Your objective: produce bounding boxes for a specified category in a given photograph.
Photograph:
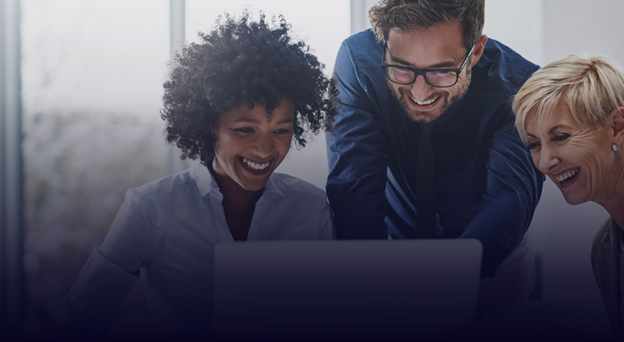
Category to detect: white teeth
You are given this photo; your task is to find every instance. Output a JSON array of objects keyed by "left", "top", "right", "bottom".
[
  {"left": 410, "top": 95, "right": 437, "bottom": 105},
  {"left": 242, "top": 157, "right": 269, "bottom": 170},
  {"left": 555, "top": 168, "right": 579, "bottom": 182}
]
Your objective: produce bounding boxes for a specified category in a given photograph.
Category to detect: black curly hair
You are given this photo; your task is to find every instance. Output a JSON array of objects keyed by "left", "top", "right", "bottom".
[{"left": 160, "top": 11, "right": 337, "bottom": 164}]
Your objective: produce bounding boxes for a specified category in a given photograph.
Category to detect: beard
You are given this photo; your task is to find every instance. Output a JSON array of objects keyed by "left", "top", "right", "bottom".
[{"left": 388, "top": 66, "right": 472, "bottom": 123}]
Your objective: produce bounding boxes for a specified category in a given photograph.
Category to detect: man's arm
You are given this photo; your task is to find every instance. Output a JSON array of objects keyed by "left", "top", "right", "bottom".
[
  {"left": 318, "top": 192, "right": 336, "bottom": 240},
  {"left": 326, "top": 40, "right": 389, "bottom": 239},
  {"left": 460, "top": 120, "right": 544, "bottom": 277}
]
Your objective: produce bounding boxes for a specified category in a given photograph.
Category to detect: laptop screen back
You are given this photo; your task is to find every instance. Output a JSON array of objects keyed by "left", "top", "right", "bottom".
[{"left": 212, "top": 239, "right": 482, "bottom": 340}]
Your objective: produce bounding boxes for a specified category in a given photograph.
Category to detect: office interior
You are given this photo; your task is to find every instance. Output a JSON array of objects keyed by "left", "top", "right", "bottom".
[{"left": 1, "top": 0, "right": 623, "bottom": 339}]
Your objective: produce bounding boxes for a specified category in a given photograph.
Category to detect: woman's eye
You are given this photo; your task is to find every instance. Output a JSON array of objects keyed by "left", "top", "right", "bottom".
[
  {"left": 553, "top": 134, "right": 570, "bottom": 142},
  {"left": 234, "top": 127, "right": 254, "bottom": 133},
  {"left": 528, "top": 142, "right": 540, "bottom": 150},
  {"left": 274, "top": 129, "right": 291, "bottom": 135}
]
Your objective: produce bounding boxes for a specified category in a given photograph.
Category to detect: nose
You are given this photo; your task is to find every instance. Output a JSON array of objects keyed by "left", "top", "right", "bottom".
[
  {"left": 253, "top": 133, "right": 275, "bottom": 158},
  {"left": 410, "top": 74, "right": 433, "bottom": 101},
  {"left": 537, "top": 146, "right": 559, "bottom": 173}
]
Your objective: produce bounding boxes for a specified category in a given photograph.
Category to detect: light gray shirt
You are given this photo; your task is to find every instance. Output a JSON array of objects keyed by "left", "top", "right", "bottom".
[{"left": 58, "top": 160, "right": 333, "bottom": 338}]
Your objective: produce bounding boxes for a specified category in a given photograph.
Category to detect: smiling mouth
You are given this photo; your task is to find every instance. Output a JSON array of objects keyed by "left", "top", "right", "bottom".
[
  {"left": 409, "top": 94, "right": 439, "bottom": 106},
  {"left": 239, "top": 157, "right": 271, "bottom": 171},
  {"left": 555, "top": 167, "right": 580, "bottom": 184}
]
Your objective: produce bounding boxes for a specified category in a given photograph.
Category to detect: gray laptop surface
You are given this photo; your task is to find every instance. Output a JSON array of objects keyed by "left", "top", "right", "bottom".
[{"left": 212, "top": 239, "right": 482, "bottom": 341}]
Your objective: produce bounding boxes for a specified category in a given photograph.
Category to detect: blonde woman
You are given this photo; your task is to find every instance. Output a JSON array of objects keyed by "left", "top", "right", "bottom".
[{"left": 513, "top": 54, "right": 624, "bottom": 339}]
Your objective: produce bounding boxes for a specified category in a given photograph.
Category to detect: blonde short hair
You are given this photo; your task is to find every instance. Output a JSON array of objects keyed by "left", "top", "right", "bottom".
[{"left": 512, "top": 54, "right": 624, "bottom": 142}]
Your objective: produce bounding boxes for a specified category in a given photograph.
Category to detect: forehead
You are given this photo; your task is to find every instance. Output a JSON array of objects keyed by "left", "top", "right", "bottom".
[
  {"left": 219, "top": 100, "right": 295, "bottom": 125},
  {"left": 525, "top": 100, "right": 578, "bottom": 135},
  {"left": 386, "top": 22, "right": 464, "bottom": 69}
]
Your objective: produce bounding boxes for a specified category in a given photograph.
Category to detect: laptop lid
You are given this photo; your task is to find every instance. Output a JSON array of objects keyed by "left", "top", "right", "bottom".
[{"left": 212, "top": 239, "right": 482, "bottom": 340}]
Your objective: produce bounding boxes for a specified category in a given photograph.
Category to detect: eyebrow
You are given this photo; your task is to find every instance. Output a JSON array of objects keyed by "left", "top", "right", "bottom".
[
  {"left": 387, "top": 50, "right": 460, "bottom": 69},
  {"left": 548, "top": 124, "right": 566, "bottom": 135},
  {"left": 233, "top": 117, "right": 260, "bottom": 124},
  {"left": 548, "top": 124, "right": 568, "bottom": 135},
  {"left": 526, "top": 124, "right": 569, "bottom": 138}
]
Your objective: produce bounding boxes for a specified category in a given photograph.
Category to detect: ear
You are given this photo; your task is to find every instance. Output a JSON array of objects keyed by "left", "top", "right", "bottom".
[
  {"left": 470, "top": 34, "right": 488, "bottom": 68},
  {"left": 610, "top": 106, "right": 624, "bottom": 145}
]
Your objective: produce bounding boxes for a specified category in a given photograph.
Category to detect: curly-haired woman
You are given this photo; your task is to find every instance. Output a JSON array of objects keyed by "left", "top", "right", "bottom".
[{"left": 55, "top": 12, "right": 337, "bottom": 340}]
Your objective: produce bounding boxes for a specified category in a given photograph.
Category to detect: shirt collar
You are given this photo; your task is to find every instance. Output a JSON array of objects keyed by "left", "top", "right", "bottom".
[
  {"left": 191, "top": 159, "right": 285, "bottom": 198},
  {"left": 191, "top": 159, "right": 220, "bottom": 198},
  {"left": 263, "top": 174, "right": 285, "bottom": 197}
]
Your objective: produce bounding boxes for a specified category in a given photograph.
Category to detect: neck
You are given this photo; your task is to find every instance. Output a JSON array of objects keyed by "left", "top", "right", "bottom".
[
  {"left": 602, "top": 192, "right": 624, "bottom": 231},
  {"left": 209, "top": 164, "right": 263, "bottom": 206},
  {"left": 208, "top": 162, "right": 263, "bottom": 242}
]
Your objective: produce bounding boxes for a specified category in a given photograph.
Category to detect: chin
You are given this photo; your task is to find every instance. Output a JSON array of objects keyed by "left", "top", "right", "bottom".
[
  {"left": 402, "top": 99, "right": 448, "bottom": 123},
  {"left": 407, "top": 111, "right": 442, "bottom": 123},
  {"left": 239, "top": 182, "right": 267, "bottom": 192},
  {"left": 562, "top": 193, "right": 588, "bottom": 206}
]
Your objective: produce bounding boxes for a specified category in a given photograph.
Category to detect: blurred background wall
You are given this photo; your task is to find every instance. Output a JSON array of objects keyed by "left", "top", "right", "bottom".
[{"left": 1, "top": 0, "right": 623, "bottom": 339}]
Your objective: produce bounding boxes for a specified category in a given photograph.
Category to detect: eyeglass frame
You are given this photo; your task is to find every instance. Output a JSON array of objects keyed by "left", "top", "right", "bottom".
[{"left": 381, "top": 43, "right": 476, "bottom": 88}]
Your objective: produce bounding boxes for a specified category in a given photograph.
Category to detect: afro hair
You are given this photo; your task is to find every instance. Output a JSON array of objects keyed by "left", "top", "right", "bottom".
[{"left": 160, "top": 11, "right": 337, "bottom": 164}]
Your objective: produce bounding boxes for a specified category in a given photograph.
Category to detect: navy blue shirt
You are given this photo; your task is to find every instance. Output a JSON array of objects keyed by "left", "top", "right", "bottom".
[{"left": 326, "top": 30, "right": 544, "bottom": 277}]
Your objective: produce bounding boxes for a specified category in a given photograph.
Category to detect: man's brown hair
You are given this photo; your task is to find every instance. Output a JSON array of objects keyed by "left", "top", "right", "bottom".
[{"left": 369, "top": 0, "right": 485, "bottom": 49}]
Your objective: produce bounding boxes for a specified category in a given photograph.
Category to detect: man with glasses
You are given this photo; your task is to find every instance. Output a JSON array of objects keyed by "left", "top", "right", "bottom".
[{"left": 326, "top": 0, "right": 544, "bottom": 315}]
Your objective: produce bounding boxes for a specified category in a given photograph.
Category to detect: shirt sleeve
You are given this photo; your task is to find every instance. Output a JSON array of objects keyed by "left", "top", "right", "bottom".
[
  {"left": 325, "top": 41, "right": 389, "bottom": 239},
  {"left": 459, "top": 120, "right": 544, "bottom": 277},
  {"left": 318, "top": 193, "right": 336, "bottom": 240},
  {"left": 55, "top": 188, "right": 153, "bottom": 337}
]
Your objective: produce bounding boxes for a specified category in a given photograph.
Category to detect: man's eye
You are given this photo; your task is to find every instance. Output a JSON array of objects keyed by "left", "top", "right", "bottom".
[
  {"left": 391, "top": 67, "right": 413, "bottom": 76},
  {"left": 274, "top": 129, "right": 291, "bottom": 135},
  {"left": 429, "top": 69, "right": 455, "bottom": 76}
]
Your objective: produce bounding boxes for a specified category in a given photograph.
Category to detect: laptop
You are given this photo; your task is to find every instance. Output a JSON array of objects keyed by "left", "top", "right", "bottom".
[{"left": 212, "top": 239, "right": 482, "bottom": 341}]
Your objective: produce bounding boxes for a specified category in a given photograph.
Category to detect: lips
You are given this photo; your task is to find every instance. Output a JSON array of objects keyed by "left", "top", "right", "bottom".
[
  {"left": 241, "top": 157, "right": 269, "bottom": 170},
  {"left": 238, "top": 156, "right": 272, "bottom": 175},
  {"left": 399, "top": 87, "right": 444, "bottom": 112},
  {"left": 553, "top": 167, "right": 580, "bottom": 188},
  {"left": 409, "top": 94, "right": 439, "bottom": 106}
]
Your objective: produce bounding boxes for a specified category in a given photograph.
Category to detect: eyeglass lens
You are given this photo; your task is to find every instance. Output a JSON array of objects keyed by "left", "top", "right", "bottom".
[{"left": 385, "top": 68, "right": 458, "bottom": 87}]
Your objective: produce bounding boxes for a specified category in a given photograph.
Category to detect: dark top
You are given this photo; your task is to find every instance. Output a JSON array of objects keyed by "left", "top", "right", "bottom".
[{"left": 326, "top": 30, "right": 544, "bottom": 277}]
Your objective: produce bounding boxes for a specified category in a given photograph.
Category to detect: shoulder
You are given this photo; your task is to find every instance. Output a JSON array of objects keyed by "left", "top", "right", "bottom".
[
  {"left": 592, "top": 217, "right": 615, "bottom": 249},
  {"left": 591, "top": 217, "right": 616, "bottom": 269},
  {"left": 341, "top": 29, "right": 380, "bottom": 56},
  {"left": 128, "top": 168, "right": 196, "bottom": 202},
  {"left": 334, "top": 30, "right": 389, "bottom": 110},
  {"left": 337, "top": 29, "right": 383, "bottom": 72},
  {"left": 473, "top": 38, "right": 540, "bottom": 95},
  {"left": 267, "top": 173, "right": 328, "bottom": 202}
]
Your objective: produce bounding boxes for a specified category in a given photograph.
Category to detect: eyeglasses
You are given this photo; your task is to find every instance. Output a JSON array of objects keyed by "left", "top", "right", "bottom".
[{"left": 382, "top": 44, "right": 475, "bottom": 88}]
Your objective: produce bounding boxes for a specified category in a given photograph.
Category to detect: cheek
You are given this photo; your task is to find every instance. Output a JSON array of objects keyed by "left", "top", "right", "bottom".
[
  {"left": 530, "top": 152, "right": 540, "bottom": 170},
  {"left": 590, "top": 150, "right": 612, "bottom": 174},
  {"left": 278, "top": 135, "right": 293, "bottom": 156},
  {"left": 214, "top": 133, "right": 239, "bottom": 160},
  {"left": 568, "top": 142, "right": 601, "bottom": 166},
  {"left": 391, "top": 84, "right": 405, "bottom": 97}
]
